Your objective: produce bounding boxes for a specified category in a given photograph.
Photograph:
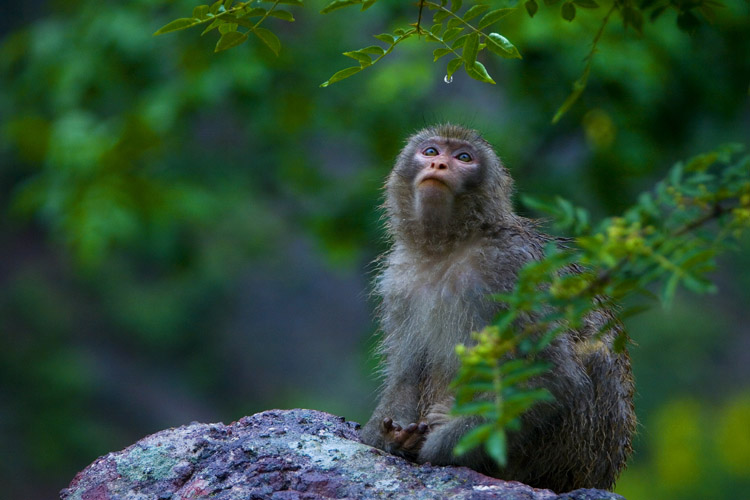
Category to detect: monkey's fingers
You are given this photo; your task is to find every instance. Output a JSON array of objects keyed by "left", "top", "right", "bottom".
[{"left": 382, "top": 417, "right": 395, "bottom": 432}]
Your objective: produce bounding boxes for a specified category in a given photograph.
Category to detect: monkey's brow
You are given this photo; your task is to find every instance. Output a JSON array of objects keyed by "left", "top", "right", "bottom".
[{"left": 420, "top": 137, "right": 475, "bottom": 151}]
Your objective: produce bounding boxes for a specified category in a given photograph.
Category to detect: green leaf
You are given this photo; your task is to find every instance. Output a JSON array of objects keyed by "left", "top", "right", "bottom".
[
  {"left": 219, "top": 22, "right": 238, "bottom": 34},
  {"left": 433, "top": 48, "right": 453, "bottom": 61},
  {"left": 343, "top": 50, "right": 373, "bottom": 67},
  {"left": 463, "top": 4, "right": 490, "bottom": 20},
  {"left": 486, "top": 33, "right": 522, "bottom": 59},
  {"left": 451, "top": 33, "right": 469, "bottom": 49},
  {"left": 650, "top": 5, "right": 668, "bottom": 20},
  {"left": 374, "top": 33, "right": 396, "bottom": 45},
  {"left": 573, "top": 0, "right": 599, "bottom": 8},
  {"left": 320, "top": 66, "right": 363, "bottom": 87},
  {"left": 447, "top": 17, "right": 463, "bottom": 29},
  {"left": 450, "top": 0, "right": 463, "bottom": 12},
  {"left": 562, "top": 2, "right": 576, "bottom": 21},
  {"left": 447, "top": 57, "right": 463, "bottom": 77},
  {"left": 478, "top": 8, "right": 515, "bottom": 29},
  {"left": 241, "top": 7, "right": 267, "bottom": 18},
  {"left": 433, "top": 9, "right": 450, "bottom": 23},
  {"left": 502, "top": 388, "right": 554, "bottom": 413},
  {"left": 443, "top": 27, "right": 464, "bottom": 41},
  {"left": 359, "top": 45, "right": 386, "bottom": 56},
  {"left": 502, "top": 362, "right": 552, "bottom": 386},
  {"left": 463, "top": 33, "right": 479, "bottom": 65},
  {"left": 466, "top": 61, "right": 496, "bottom": 84},
  {"left": 215, "top": 30, "right": 248, "bottom": 52},
  {"left": 677, "top": 10, "right": 701, "bottom": 32},
  {"left": 193, "top": 5, "right": 210, "bottom": 19},
  {"left": 269, "top": 9, "right": 295, "bottom": 21},
  {"left": 201, "top": 18, "right": 224, "bottom": 36},
  {"left": 362, "top": 0, "right": 378, "bottom": 10},
  {"left": 453, "top": 401, "right": 497, "bottom": 416},
  {"left": 525, "top": 0, "right": 538, "bottom": 17},
  {"left": 253, "top": 27, "right": 281, "bottom": 55},
  {"left": 552, "top": 66, "right": 590, "bottom": 123},
  {"left": 486, "top": 429, "right": 508, "bottom": 467},
  {"left": 210, "top": 0, "right": 223, "bottom": 14},
  {"left": 154, "top": 18, "right": 200, "bottom": 36},
  {"left": 661, "top": 272, "right": 680, "bottom": 306},
  {"left": 320, "top": 0, "right": 364, "bottom": 14},
  {"left": 454, "top": 423, "right": 493, "bottom": 456},
  {"left": 623, "top": 6, "right": 644, "bottom": 33}
]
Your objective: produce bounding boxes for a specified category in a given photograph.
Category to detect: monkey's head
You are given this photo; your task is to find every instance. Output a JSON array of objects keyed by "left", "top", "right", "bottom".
[{"left": 385, "top": 124, "right": 514, "bottom": 251}]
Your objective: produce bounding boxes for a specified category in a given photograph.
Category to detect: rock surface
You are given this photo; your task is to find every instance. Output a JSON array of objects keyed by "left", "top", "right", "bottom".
[{"left": 61, "top": 409, "right": 625, "bottom": 500}]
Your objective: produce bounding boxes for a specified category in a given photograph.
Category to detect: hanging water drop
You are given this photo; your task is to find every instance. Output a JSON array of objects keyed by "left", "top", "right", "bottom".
[{"left": 444, "top": 74, "right": 453, "bottom": 84}]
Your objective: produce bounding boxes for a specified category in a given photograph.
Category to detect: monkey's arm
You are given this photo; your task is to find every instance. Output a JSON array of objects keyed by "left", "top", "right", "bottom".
[{"left": 360, "top": 374, "right": 425, "bottom": 458}]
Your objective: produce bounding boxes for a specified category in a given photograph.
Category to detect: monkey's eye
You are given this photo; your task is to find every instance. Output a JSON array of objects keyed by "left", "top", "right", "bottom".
[
  {"left": 456, "top": 152, "right": 473, "bottom": 162},
  {"left": 423, "top": 147, "right": 439, "bottom": 156}
]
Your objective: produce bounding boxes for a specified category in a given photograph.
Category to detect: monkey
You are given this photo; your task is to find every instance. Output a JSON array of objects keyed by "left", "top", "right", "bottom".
[{"left": 360, "top": 124, "right": 636, "bottom": 493}]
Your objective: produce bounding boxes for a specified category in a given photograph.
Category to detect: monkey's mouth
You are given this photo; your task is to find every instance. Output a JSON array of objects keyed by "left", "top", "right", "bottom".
[{"left": 418, "top": 178, "right": 450, "bottom": 190}]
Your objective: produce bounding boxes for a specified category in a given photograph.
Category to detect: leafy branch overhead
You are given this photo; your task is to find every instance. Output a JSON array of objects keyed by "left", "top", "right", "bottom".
[
  {"left": 452, "top": 145, "right": 750, "bottom": 465},
  {"left": 321, "top": 1, "right": 522, "bottom": 87},
  {"left": 153, "top": 0, "right": 302, "bottom": 54},
  {"left": 155, "top": 0, "right": 724, "bottom": 120}
]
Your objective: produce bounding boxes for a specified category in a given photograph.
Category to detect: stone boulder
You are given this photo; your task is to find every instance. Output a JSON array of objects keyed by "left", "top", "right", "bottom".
[{"left": 60, "top": 409, "right": 625, "bottom": 500}]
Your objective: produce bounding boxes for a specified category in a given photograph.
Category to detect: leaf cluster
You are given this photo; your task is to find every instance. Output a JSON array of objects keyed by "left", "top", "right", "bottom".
[
  {"left": 154, "top": 0, "right": 728, "bottom": 120},
  {"left": 453, "top": 145, "right": 750, "bottom": 466},
  {"left": 154, "top": 0, "right": 302, "bottom": 54}
]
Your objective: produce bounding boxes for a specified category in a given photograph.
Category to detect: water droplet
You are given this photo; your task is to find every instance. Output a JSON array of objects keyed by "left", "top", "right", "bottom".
[{"left": 444, "top": 74, "right": 453, "bottom": 84}]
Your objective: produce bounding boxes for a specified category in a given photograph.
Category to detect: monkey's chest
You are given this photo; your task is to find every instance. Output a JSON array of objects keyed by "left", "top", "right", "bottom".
[{"left": 379, "top": 255, "right": 498, "bottom": 370}]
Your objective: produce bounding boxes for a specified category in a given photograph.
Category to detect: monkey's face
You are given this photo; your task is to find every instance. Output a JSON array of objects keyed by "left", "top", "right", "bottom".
[{"left": 406, "top": 138, "right": 484, "bottom": 225}]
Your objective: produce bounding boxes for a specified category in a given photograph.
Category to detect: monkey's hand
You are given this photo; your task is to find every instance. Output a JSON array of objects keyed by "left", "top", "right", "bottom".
[{"left": 381, "top": 417, "right": 429, "bottom": 459}]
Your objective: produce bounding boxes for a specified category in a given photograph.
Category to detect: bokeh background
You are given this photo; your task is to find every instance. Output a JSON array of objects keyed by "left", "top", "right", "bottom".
[{"left": 1, "top": 1, "right": 749, "bottom": 498}]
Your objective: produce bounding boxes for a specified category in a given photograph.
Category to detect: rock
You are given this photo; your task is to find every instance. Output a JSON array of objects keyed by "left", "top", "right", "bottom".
[{"left": 60, "top": 409, "right": 625, "bottom": 500}]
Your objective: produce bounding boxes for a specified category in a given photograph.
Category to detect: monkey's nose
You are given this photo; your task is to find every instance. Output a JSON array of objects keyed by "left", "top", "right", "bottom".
[{"left": 431, "top": 162, "right": 448, "bottom": 170}]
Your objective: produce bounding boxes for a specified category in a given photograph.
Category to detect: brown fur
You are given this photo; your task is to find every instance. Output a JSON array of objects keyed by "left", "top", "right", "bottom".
[{"left": 360, "top": 124, "right": 635, "bottom": 492}]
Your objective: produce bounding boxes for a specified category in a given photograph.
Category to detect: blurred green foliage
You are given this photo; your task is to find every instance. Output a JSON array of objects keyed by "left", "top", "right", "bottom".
[{"left": 0, "top": 0, "right": 749, "bottom": 499}]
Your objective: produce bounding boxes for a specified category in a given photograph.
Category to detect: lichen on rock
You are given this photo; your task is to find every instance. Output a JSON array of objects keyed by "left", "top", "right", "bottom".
[{"left": 61, "top": 409, "right": 626, "bottom": 499}]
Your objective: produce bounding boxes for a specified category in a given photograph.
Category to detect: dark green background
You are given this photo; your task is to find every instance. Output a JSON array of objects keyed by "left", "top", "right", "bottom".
[{"left": 1, "top": 1, "right": 749, "bottom": 498}]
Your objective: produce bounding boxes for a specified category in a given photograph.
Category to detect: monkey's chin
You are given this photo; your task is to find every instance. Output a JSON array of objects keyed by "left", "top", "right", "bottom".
[{"left": 415, "top": 181, "right": 454, "bottom": 227}]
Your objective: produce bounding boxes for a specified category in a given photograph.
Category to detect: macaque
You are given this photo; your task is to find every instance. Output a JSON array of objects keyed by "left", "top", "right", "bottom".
[{"left": 360, "top": 124, "right": 635, "bottom": 493}]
